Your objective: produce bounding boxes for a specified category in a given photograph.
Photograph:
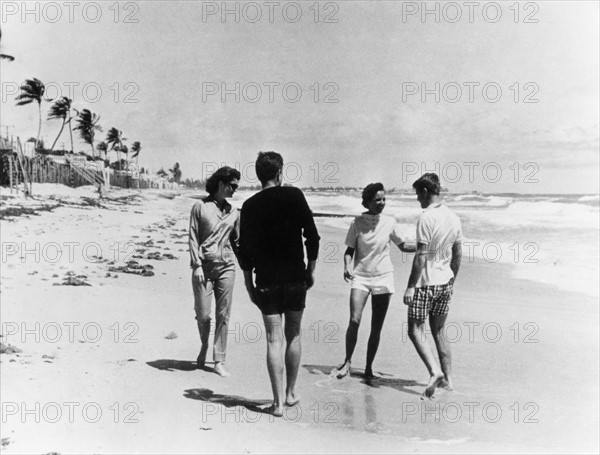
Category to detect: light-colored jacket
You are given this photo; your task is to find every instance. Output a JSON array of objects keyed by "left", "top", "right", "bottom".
[{"left": 189, "top": 197, "right": 239, "bottom": 268}]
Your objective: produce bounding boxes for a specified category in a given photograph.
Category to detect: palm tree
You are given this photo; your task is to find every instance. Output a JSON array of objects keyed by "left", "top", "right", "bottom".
[
  {"left": 130, "top": 141, "right": 141, "bottom": 168},
  {"left": 120, "top": 144, "right": 129, "bottom": 172},
  {"left": 105, "top": 127, "right": 127, "bottom": 170},
  {"left": 47, "top": 97, "right": 73, "bottom": 151},
  {"left": 74, "top": 109, "right": 102, "bottom": 156},
  {"left": 96, "top": 141, "right": 108, "bottom": 161},
  {"left": 66, "top": 106, "right": 75, "bottom": 153},
  {"left": 15, "top": 78, "right": 45, "bottom": 150},
  {"left": 169, "top": 162, "right": 182, "bottom": 183},
  {"left": 0, "top": 28, "right": 14, "bottom": 61}
]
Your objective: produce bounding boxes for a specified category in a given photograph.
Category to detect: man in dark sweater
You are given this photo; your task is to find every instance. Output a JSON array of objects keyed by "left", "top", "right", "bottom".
[{"left": 239, "top": 151, "right": 320, "bottom": 417}]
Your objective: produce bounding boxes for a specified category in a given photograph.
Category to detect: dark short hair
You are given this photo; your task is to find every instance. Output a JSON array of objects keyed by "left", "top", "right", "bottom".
[
  {"left": 205, "top": 166, "right": 241, "bottom": 195},
  {"left": 361, "top": 182, "right": 385, "bottom": 209},
  {"left": 412, "top": 173, "right": 441, "bottom": 195},
  {"left": 255, "top": 151, "right": 283, "bottom": 184}
]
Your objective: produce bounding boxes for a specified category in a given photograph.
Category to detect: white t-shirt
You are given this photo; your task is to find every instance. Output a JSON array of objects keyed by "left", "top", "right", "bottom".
[
  {"left": 416, "top": 202, "right": 462, "bottom": 286},
  {"left": 345, "top": 214, "right": 404, "bottom": 277}
]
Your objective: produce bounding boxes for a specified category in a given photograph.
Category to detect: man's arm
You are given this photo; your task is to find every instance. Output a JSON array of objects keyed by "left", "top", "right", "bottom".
[
  {"left": 299, "top": 192, "right": 320, "bottom": 262},
  {"left": 239, "top": 203, "right": 257, "bottom": 303},
  {"left": 305, "top": 260, "right": 317, "bottom": 289},
  {"left": 403, "top": 242, "right": 427, "bottom": 305},
  {"left": 237, "top": 204, "right": 253, "bottom": 273},
  {"left": 230, "top": 209, "right": 240, "bottom": 260},
  {"left": 298, "top": 190, "right": 320, "bottom": 287},
  {"left": 450, "top": 240, "right": 462, "bottom": 284},
  {"left": 243, "top": 269, "right": 256, "bottom": 303}
]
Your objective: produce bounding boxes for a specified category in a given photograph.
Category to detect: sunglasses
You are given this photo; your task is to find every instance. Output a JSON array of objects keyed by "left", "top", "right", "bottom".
[{"left": 228, "top": 182, "right": 239, "bottom": 191}]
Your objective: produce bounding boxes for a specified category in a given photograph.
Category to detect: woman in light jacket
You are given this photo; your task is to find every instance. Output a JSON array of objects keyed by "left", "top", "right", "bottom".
[{"left": 189, "top": 166, "right": 240, "bottom": 377}]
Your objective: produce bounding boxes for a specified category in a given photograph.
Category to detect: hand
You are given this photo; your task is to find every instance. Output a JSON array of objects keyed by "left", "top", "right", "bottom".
[
  {"left": 192, "top": 266, "right": 205, "bottom": 285},
  {"left": 305, "top": 270, "right": 315, "bottom": 290},
  {"left": 403, "top": 287, "right": 415, "bottom": 306},
  {"left": 244, "top": 280, "right": 256, "bottom": 304},
  {"left": 343, "top": 268, "right": 354, "bottom": 282}
]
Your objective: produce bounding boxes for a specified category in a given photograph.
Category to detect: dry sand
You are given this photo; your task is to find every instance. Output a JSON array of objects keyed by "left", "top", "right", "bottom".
[{"left": 1, "top": 184, "right": 598, "bottom": 454}]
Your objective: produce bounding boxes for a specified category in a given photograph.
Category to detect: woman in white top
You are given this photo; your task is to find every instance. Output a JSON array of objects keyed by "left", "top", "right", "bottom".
[{"left": 334, "top": 183, "right": 415, "bottom": 379}]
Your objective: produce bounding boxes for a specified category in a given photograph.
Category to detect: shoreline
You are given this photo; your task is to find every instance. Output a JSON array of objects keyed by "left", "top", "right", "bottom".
[{"left": 0, "top": 185, "right": 598, "bottom": 453}]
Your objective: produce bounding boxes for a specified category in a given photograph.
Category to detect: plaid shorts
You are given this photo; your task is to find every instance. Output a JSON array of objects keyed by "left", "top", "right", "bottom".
[{"left": 408, "top": 282, "right": 453, "bottom": 321}]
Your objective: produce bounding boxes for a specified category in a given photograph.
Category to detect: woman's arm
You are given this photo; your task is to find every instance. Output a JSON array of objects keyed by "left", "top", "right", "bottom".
[
  {"left": 396, "top": 241, "right": 417, "bottom": 253},
  {"left": 403, "top": 242, "right": 427, "bottom": 305}
]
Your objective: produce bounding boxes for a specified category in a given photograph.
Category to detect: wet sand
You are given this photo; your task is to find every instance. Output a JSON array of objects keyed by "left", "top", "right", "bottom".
[{"left": 1, "top": 185, "right": 598, "bottom": 453}]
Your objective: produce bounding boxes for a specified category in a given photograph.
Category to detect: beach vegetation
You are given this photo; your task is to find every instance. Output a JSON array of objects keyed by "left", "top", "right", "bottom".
[
  {"left": 47, "top": 97, "right": 74, "bottom": 152},
  {"left": 96, "top": 141, "right": 108, "bottom": 160},
  {"left": 130, "top": 141, "right": 142, "bottom": 167},
  {"left": 169, "top": 162, "right": 182, "bottom": 183},
  {"left": 182, "top": 178, "right": 207, "bottom": 189},
  {"left": 105, "top": 127, "right": 127, "bottom": 170},
  {"left": 120, "top": 144, "right": 129, "bottom": 171},
  {"left": 15, "top": 78, "right": 46, "bottom": 150},
  {"left": 0, "top": 28, "right": 14, "bottom": 62},
  {"left": 74, "top": 109, "right": 102, "bottom": 157},
  {"left": 109, "top": 158, "right": 128, "bottom": 170}
]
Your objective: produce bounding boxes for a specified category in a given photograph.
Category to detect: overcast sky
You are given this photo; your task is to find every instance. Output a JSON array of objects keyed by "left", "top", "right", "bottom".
[{"left": 1, "top": 1, "right": 598, "bottom": 193}]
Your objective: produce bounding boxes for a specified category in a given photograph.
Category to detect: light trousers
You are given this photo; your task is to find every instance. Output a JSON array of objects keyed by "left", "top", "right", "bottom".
[{"left": 192, "top": 262, "right": 235, "bottom": 363}]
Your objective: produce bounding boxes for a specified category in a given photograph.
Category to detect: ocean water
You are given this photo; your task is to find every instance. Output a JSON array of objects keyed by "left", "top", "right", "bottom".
[{"left": 225, "top": 190, "right": 599, "bottom": 298}]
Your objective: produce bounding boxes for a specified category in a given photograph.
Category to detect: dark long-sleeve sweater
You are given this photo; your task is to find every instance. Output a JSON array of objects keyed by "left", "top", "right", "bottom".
[{"left": 239, "top": 186, "right": 320, "bottom": 286}]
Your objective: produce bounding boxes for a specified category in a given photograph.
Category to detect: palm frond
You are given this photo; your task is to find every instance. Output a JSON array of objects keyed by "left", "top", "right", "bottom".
[
  {"left": 15, "top": 78, "right": 45, "bottom": 105},
  {"left": 47, "top": 97, "right": 72, "bottom": 120}
]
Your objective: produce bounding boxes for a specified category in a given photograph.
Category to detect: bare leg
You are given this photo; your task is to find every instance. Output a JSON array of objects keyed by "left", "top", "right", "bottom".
[
  {"left": 263, "top": 313, "right": 284, "bottom": 417},
  {"left": 365, "top": 293, "right": 391, "bottom": 378},
  {"left": 284, "top": 310, "right": 303, "bottom": 405},
  {"left": 408, "top": 317, "right": 444, "bottom": 398},
  {"left": 430, "top": 313, "right": 453, "bottom": 391},
  {"left": 337, "top": 289, "right": 370, "bottom": 378}
]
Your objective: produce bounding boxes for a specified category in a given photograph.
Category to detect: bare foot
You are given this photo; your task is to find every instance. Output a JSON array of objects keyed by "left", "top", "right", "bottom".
[
  {"left": 363, "top": 368, "right": 379, "bottom": 380},
  {"left": 285, "top": 394, "right": 301, "bottom": 406},
  {"left": 214, "top": 362, "right": 231, "bottom": 377},
  {"left": 334, "top": 361, "right": 351, "bottom": 379},
  {"left": 424, "top": 372, "right": 445, "bottom": 398},
  {"left": 437, "top": 378, "right": 454, "bottom": 391},
  {"left": 265, "top": 404, "right": 283, "bottom": 417}
]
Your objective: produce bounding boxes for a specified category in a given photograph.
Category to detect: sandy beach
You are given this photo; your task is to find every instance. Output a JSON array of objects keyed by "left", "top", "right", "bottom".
[{"left": 1, "top": 184, "right": 598, "bottom": 454}]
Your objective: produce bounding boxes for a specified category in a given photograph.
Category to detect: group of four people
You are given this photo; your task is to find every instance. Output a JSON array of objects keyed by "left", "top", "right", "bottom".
[{"left": 189, "top": 151, "right": 462, "bottom": 416}]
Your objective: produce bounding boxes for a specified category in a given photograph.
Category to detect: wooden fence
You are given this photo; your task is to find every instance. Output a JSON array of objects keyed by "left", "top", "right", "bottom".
[{"left": 0, "top": 151, "right": 169, "bottom": 191}]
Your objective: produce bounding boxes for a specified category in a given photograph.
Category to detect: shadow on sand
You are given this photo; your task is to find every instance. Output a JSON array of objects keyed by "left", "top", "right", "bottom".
[
  {"left": 183, "top": 388, "right": 272, "bottom": 413},
  {"left": 147, "top": 359, "right": 227, "bottom": 375},
  {"left": 302, "top": 364, "right": 425, "bottom": 396},
  {"left": 146, "top": 359, "right": 199, "bottom": 372}
]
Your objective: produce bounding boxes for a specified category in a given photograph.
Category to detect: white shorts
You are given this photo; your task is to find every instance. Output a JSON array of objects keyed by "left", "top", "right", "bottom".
[{"left": 351, "top": 272, "right": 395, "bottom": 295}]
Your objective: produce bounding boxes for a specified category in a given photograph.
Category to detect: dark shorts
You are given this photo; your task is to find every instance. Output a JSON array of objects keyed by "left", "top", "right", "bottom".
[
  {"left": 255, "top": 282, "right": 307, "bottom": 315},
  {"left": 408, "top": 282, "right": 453, "bottom": 322}
]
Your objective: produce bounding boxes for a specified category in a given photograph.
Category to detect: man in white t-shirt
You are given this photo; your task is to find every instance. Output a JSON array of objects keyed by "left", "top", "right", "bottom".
[{"left": 404, "top": 173, "right": 462, "bottom": 398}]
